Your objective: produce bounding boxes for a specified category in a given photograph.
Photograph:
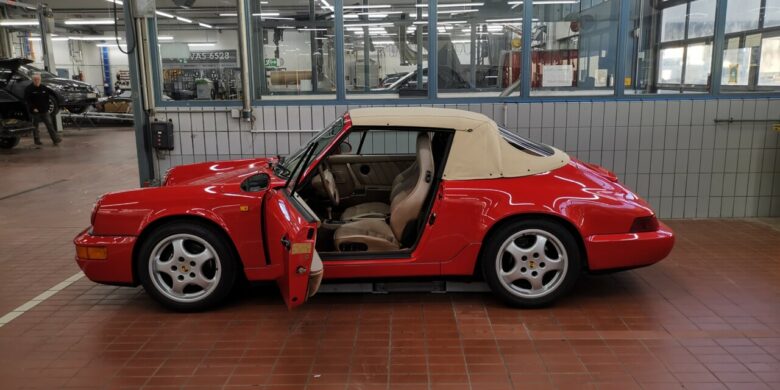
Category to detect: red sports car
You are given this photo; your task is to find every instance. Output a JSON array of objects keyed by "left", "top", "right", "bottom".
[{"left": 74, "top": 107, "right": 674, "bottom": 311}]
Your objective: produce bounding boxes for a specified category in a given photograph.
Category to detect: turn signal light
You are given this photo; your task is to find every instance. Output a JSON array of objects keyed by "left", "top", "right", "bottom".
[
  {"left": 76, "top": 245, "right": 107, "bottom": 260},
  {"left": 629, "top": 216, "right": 659, "bottom": 233}
]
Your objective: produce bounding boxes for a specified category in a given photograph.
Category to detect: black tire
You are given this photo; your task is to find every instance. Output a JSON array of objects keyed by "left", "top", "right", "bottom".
[
  {"left": 0, "top": 137, "right": 20, "bottom": 149},
  {"left": 136, "top": 221, "right": 238, "bottom": 311},
  {"left": 481, "top": 218, "right": 581, "bottom": 308},
  {"left": 48, "top": 94, "right": 59, "bottom": 115}
]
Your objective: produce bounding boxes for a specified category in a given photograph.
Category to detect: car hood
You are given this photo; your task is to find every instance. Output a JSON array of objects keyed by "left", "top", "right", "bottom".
[
  {"left": 45, "top": 77, "right": 94, "bottom": 91},
  {"left": 163, "top": 158, "right": 286, "bottom": 187}
]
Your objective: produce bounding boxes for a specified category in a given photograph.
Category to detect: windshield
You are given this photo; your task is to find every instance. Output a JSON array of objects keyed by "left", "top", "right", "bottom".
[
  {"left": 498, "top": 126, "right": 555, "bottom": 156},
  {"left": 19, "top": 65, "right": 55, "bottom": 79},
  {"left": 274, "top": 117, "right": 344, "bottom": 180}
]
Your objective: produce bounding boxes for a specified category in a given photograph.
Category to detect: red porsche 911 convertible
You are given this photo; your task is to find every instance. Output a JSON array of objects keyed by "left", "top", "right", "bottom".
[{"left": 74, "top": 107, "right": 674, "bottom": 311}]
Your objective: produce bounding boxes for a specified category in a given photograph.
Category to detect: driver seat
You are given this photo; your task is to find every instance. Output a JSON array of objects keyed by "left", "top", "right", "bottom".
[{"left": 333, "top": 133, "right": 434, "bottom": 251}]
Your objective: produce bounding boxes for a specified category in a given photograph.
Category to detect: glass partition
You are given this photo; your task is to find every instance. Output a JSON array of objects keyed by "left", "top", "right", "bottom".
[
  {"left": 435, "top": 1, "right": 523, "bottom": 97},
  {"left": 154, "top": 1, "right": 241, "bottom": 101},
  {"left": 530, "top": 0, "right": 619, "bottom": 96},
  {"left": 250, "top": 0, "right": 337, "bottom": 99},
  {"left": 625, "top": 0, "right": 715, "bottom": 94},
  {"left": 720, "top": 0, "right": 780, "bottom": 91},
  {"left": 343, "top": 0, "right": 429, "bottom": 99}
]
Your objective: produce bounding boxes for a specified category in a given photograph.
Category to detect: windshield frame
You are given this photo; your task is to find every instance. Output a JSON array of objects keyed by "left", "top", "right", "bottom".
[{"left": 273, "top": 116, "right": 346, "bottom": 182}]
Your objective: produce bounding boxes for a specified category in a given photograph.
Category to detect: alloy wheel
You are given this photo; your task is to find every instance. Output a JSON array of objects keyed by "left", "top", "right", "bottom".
[
  {"left": 148, "top": 233, "right": 222, "bottom": 303},
  {"left": 495, "top": 229, "right": 568, "bottom": 299}
]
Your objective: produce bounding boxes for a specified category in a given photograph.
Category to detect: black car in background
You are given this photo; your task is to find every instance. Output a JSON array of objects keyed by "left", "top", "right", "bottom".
[
  {"left": 0, "top": 89, "right": 34, "bottom": 149},
  {"left": 0, "top": 58, "right": 99, "bottom": 114}
]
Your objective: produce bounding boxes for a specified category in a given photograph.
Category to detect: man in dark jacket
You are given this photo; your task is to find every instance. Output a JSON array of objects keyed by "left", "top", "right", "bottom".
[{"left": 24, "top": 72, "right": 61, "bottom": 146}]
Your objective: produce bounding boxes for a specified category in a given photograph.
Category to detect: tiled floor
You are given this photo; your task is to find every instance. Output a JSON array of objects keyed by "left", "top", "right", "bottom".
[{"left": 0, "top": 128, "right": 779, "bottom": 390}]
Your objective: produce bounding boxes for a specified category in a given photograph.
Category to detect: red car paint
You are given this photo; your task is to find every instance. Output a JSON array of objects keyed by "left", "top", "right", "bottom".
[{"left": 74, "top": 113, "right": 674, "bottom": 308}]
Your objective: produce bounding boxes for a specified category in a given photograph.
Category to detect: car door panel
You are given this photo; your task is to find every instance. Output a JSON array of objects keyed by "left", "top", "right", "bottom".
[
  {"left": 263, "top": 188, "right": 321, "bottom": 308},
  {"left": 328, "top": 154, "right": 414, "bottom": 190}
]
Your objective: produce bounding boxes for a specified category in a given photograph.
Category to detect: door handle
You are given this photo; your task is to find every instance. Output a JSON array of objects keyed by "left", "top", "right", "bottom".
[{"left": 281, "top": 236, "right": 291, "bottom": 251}]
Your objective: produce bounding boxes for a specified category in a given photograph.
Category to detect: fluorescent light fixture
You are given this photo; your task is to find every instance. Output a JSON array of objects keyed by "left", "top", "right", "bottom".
[
  {"left": 70, "top": 36, "right": 123, "bottom": 41},
  {"left": 416, "top": 2, "right": 483, "bottom": 7},
  {"left": 345, "top": 22, "right": 393, "bottom": 27},
  {"left": 357, "top": 11, "right": 403, "bottom": 15},
  {"left": 28, "top": 37, "right": 70, "bottom": 41},
  {"left": 105, "top": 0, "right": 123, "bottom": 4},
  {"left": 262, "top": 17, "right": 295, "bottom": 20},
  {"left": 319, "top": 0, "right": 334, "bottom": 11},
  {"left": 437, "top": 20, "right": 467, "bottom": 24},
  {"left": 298, "top": 28, "right": 328, "bottom": 31},
  {"left": 96, "top": 43, "right": 126, "bottom": 48},
  {"left": 219, "top": 13, "right": 237, "bottom": 16},
  {"left": 343, "top": 4, "right": 391, "bottom": 9},
  {"left": 486, "top": 18, "right": 523, "bottom": 22},
  {"left": 0, "top": 19, "right": 38, "bottom": 26},
  {"left": 373, "top": 40, "right": 395, "bottom": 44},
  {"left": 65, "top": 19, "right": 115, "bottom": 25},
  {"left": 344, "top": 14, "right": 359, "bottom": 19},
  {"left": 508, "top": 0, "right": 577, "bottom": 3},
  {"left": 199, "top": 22, "right": 213, "bottom": 28},
  {"left": 440, "top": 9, "right": 479, "bottom": 14},
  {"left": 158, "top": 36, "right": 174, "bottom": 40},
  {"left": 188, "top": 43, "right": 215, "bottom": 47},
  {"left": 176, "top": 16, "right": 193, "bottom": 23},
  {"left": 156, "top": 11, "right": 175, "bottom": 18}
]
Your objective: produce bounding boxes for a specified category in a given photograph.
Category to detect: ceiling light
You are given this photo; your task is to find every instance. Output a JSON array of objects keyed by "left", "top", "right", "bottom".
[
  {"left": 345, "top": 22, "right": 393, "bottom": 27},
  {"left": 373, "top": 40, "right": 395, "bottom": 44},
  {"left": 416, "top": 2, "right": 483, "bottom": 7},
  {"left": 65, "top": 19, "right": 115, "bottom": 25},
  {"left": 158, "top": 36, "right": 174, "bottom": 40},
  {"left": 199, "top": 22, "right": 213, "bottom": 28},
  {"left": 28, "top": 37, "right": 70, "bottom": 41},
  {"left": 188, "top": 43, "right": 215, "bottom": 47},
  {"left": 156, "top": 11, "right": 175, "bottom": 18},
  {"left": 0, "top": 20, "right": 38, "bottom": 26},
  {"left": 104, "top": 0, "right": 123, "bottom": 4},
  {"left": 70, "top": 36, "right": 122, "bottom": 41},
  {"left": 343, "top": 4, "right": 391, "bottom": 9},
  {"left": 486, "top": 18, "right": 523, "bottom": 22},
  {"left": 219, "top": 13, "right": 237, "bottom": 16},
  {"left": 176, "top": 16, "right": 193, "bottom": 23},
  {"left": 298, "top": 28, "right": 328, "bottom": 31},
  {"left": 96, "top": 43, "right": 126, "bottom": 48},
  {"left": 440, "top": 9, "right": 479, "bottom": 14}
]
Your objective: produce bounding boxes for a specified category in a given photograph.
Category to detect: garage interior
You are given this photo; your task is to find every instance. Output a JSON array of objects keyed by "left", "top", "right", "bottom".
[{"left": 1, "top": 0, "right": 780, "bottom": 389}]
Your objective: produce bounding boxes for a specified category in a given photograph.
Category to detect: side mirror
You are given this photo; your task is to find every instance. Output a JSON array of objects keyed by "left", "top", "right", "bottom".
[{"left": 339, "top": 141, "right": 352, "bottom": 154}]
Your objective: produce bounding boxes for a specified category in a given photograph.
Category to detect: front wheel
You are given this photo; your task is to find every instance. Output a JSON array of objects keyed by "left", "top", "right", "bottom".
[
  {"left": 0, "top": 136, "right": 20, "bottom": 149},
  {"left": 137, "top": 222, "right": 237, "bottom": 311},
  {"left": 482, "top": 219, "right": 581, "bottom": 308}
]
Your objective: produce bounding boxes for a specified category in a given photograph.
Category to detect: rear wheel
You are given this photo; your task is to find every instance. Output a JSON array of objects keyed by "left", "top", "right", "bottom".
[
  {"left": 0, "top": 137, "right": 20, "bottom": 149},
  {"left": 482, "top": 219, "right": 581, "bottom": 308},
  {"left": 137, "top": 222, "right": 237, "bottom": 311}
]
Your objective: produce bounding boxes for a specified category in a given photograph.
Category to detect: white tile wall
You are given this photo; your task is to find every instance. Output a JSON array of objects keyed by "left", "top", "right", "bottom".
[{"left": 156, "top": 98, "right": 780, "bottom": 218}]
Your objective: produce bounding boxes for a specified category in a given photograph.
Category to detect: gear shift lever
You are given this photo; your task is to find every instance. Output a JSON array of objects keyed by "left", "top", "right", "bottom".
[{"left": 326, "top": 206, "right": 333, "bottom": 221}]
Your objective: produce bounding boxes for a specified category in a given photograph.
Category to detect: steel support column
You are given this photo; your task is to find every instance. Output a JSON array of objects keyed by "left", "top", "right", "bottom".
[{"left": 237, "top": 0, "right": 253, "bottom": 120}]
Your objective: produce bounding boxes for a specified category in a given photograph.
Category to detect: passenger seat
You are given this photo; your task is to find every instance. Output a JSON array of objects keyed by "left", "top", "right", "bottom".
[
  {"left": 339, "top": 150, "right": 420, "bottom": 220},
  {"left": 333, "top": 133, "right": 434, "bottom": 251}
]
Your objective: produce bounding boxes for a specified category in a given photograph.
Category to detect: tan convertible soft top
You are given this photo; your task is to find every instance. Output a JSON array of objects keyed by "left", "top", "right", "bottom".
[{"left": 348, "top": 107, "right": 570, "bottom": 180}]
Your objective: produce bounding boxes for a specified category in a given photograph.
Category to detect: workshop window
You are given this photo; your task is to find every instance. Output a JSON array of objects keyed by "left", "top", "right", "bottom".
[
  {"left": 343, "top": 0, "right": 429, "bottom": 99},
  {"left": 153, "top": 1, "right": 241, "bottom": 101},
  {"left": 250, "top": 0, "right": 337, "bottom": 99},
  {"left": 435, "top": 1, "right": 523, "bottom": 98},
  {"left": 625, "top": 0, "right": 716, "bottom": 94},
  {"left": 720, "top": 0, "right": 780, "bottom": 91},
  {"left": 530, "top": 0, "right": 620, "bottom": 96}
]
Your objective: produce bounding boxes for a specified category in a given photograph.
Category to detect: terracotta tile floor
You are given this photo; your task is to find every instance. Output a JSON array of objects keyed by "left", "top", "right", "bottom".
[{"left": 1, "top": 128, "right": 779, "bottom": 389}]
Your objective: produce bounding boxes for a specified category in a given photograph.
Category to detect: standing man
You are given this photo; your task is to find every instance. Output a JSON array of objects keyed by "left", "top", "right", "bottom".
[{"left": 24, "top": 72, "right": 61, "bottom": 146}]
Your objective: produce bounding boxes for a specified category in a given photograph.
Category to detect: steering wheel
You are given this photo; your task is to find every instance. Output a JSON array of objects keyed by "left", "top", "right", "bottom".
[{"left": 317, "top": 160, "right": 339, "bottom": 206}]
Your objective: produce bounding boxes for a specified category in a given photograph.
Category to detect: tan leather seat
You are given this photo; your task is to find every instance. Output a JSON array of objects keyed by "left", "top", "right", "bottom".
[
  {"left": 340, "top": 151, "right": 420, "bottom": 220},
  {"left": 334, "top": 133, "right": 434, "bottom": 251}
]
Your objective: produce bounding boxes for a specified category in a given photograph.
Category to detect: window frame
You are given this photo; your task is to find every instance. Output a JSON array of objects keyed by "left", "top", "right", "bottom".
[{"left": 146, "top": 0, "right": 780, "bottom": 109}]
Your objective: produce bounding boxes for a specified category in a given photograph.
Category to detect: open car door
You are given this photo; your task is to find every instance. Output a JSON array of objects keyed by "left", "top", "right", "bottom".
[{"left": 264, "top": 188, "right": 323, "bottom": 309}]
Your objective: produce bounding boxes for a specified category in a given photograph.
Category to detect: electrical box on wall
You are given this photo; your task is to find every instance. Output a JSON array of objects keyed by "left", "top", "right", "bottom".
[{"left": 150, "top": 119, "right": 174, "bottom": 150}]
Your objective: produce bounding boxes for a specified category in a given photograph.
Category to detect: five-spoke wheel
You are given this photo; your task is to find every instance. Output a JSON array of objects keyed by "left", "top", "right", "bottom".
[
  {"left": 137, "top": 221, "right": 236, "bottom": 311},
  {"left": 483, "top": 219, "right": 580, "bottom": 307}
]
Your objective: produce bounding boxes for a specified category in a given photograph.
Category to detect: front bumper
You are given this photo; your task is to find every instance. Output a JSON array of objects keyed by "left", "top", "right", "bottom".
[
  {"left": 74, "top": 228, "right": 137, "bottom": 285},
  {"left": 584, "top": 222, "right": 675, "bottom": 271},
  {"left": 60, "top": 92, "right": 98, "bottom": 106}
]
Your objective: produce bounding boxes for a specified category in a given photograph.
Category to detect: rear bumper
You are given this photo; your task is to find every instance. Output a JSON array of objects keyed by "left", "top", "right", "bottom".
[
  {"left": 584, "top": 222, "right": 675, "bottom": 271},
  {"left": 74, "top": 228, "right": 137, "bottom": 285}
]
